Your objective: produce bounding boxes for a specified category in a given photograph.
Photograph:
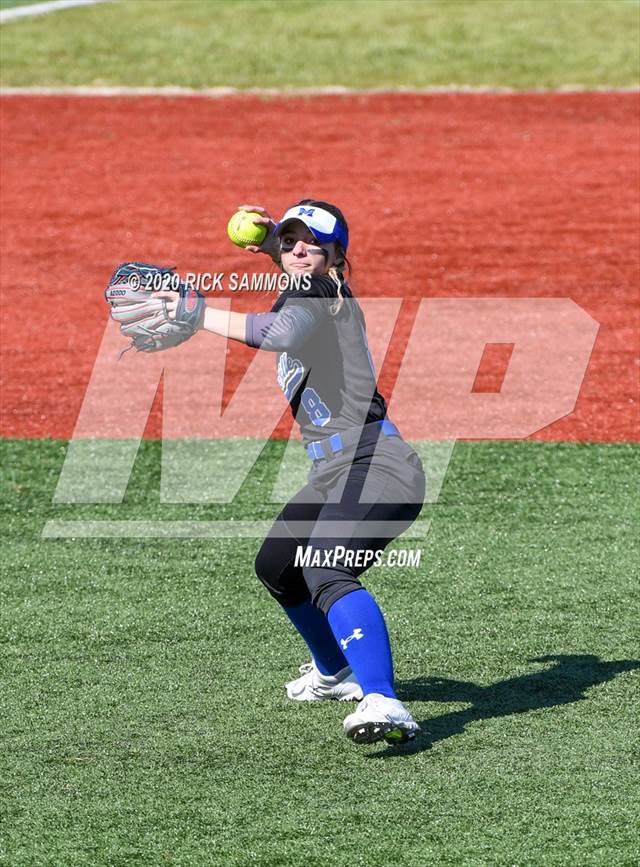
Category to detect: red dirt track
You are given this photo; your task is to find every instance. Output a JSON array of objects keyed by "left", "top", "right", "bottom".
[{"left": 1, "top": 93, "right": 638, "bottom": 441}]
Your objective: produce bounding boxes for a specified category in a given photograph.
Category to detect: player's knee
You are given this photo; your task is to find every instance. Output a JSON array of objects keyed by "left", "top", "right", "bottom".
[
  {"left": 304, "top": 567, "right": 362, "bottom": 616},
  {"left": 255, "top": 541, "right": 308, "bottom": 607},
  {"left": 254, "top": 542, "right": 281, "bottom": 591}
]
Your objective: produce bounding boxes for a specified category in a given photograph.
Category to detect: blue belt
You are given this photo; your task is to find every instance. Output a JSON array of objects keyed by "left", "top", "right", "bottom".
[{"left": 306, "top": 419, "right": 400, "bottom": 461}]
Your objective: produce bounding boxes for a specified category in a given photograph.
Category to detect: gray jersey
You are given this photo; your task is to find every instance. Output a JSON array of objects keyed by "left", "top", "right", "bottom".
[{"left": 245, "top": 275, "right": 387, "bottom": 444}]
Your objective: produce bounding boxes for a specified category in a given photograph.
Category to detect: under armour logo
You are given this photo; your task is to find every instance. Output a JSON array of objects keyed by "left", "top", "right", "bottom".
[
  {"left": 340, "top": 628, "right": 364, "bottom": 650},
  {"left": 298, "top": 207, "right": 315, "bottom": 217}
]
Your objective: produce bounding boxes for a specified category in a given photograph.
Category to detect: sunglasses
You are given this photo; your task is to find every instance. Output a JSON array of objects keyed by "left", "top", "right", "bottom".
[{"left": 280, "top": 237, "right": 328, "bottom": 256}]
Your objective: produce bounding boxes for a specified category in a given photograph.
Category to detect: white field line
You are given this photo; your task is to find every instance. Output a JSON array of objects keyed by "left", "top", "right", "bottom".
[
  {"left": 0, "top": 0, "right": 110, "bottom": 23},
  {"left": 1, "top": 85, "right": 638, "bottom": 97},
  {"left": 41, "top": 519, "right": 433, "bottom": 539}
]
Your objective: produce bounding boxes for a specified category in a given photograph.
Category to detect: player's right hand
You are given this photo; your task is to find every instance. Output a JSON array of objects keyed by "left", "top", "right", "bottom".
[{"left": 237, "top": 203, "right": 281, "bottom": 262}]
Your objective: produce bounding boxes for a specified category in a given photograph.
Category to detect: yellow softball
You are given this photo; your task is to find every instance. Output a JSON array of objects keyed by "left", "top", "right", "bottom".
[{"left": 227, "top": 210, "right": 268, "bottom": 248}]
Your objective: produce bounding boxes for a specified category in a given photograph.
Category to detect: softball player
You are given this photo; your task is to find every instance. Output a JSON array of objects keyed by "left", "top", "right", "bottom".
[{"left": 162, "top": 200, "right": 425, "bottom": 744}]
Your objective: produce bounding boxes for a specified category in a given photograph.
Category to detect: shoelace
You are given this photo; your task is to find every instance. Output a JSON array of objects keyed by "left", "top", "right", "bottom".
[
  {"left": 298, "top": 662, "right": 314, "bottom": 676},
  {"left": 294, "top": 661, "right": 338, "bottom": 697},
  {"left": 295, "top": 661, "right": 327, "bottom": 699}
]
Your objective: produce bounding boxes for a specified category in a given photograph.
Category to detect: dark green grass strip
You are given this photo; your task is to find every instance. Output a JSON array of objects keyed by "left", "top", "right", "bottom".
[
  {"left": 1, "top": 439, "right": 638, "bottom": 866},
  {"left": 0, "top": 0, "right": 48, "bottom": 9},
  {"left": 1, "top": 0, "right": 638, "bottom": 89}
]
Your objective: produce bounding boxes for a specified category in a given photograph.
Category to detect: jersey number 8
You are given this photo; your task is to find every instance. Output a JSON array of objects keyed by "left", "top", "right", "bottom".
[{"left": 301, "top": 387, "right": 331, "bottom": 427}]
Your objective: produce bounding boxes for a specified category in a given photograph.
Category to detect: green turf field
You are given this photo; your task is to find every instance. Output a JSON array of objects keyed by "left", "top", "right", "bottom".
[
  {"left": 1, "top": 439, "right": 638, "bottom": 866},
  {"left": 1, "top": 0, "right": 638, "bottom": 89},
  {"left": 2, "top": 0, "right": 639, "bottom": 863}
]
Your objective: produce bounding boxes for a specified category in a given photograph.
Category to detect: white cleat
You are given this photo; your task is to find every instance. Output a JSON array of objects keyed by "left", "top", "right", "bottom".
[
  {"left": 285, "top": 661, "right": 364, "bottom": 702},
  {"left": 343, "top": 693, "right": 421, "bottom": 744}
]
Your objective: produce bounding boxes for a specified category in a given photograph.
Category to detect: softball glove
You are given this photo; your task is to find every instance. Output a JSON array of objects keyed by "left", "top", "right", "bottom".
[{"left": 105, "top": 262, "right": 204, "bottom": 353}]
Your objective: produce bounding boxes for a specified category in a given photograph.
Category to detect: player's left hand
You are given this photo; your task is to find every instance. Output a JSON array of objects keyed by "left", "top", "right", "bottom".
[
  {"left": 105, "top": 262, "right": 205, "bottom": 354},
  {"left": 154, "top": 289, "right": 180, "bottom": 320}
]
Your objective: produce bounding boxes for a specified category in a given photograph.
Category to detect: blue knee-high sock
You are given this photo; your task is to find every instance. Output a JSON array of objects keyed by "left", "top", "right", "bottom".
[
  {"left": 327, "top": 589, "right": 396, "bottom": 698},
  {"left": 283, "top": 600, "right": 349, "bottom": 676}
]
